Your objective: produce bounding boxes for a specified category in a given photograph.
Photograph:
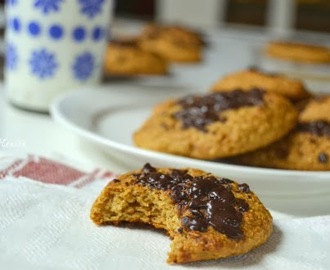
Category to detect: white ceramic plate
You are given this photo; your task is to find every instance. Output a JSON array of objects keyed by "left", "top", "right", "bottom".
[{"left": 51, "top": 85, "right": 330, "bottom": 216}]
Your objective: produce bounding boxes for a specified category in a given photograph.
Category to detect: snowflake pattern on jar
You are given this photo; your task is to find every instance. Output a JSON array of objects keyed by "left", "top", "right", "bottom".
[
  {"left": 29, "top": 48, "right": 58, "bottom": 79},
  {"left": 6, "top": 43, "right": 18, "bottom": 70},
  {"left": 8, "top": 0, "right": 18, "bottom": 6},
  {"left": 72, "top": 52, "right": 94, "bottom": 81},
  {"left": 78, "top": 0, "right": 104, "bottom": 18},
  {"left": 34, "top": 0, "right": 63, "bottom": 15}
]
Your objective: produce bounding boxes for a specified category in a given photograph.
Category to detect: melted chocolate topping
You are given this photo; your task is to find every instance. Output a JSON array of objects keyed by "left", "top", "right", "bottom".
[
  {"left": 135, "top": 163, "right": 250, "bottom": 240},
  {"left": 173, "top": 89, "right": 265, "bottom": 131},
  {"left": 297, "top": 121, "right": 330, "bottom": 138}
]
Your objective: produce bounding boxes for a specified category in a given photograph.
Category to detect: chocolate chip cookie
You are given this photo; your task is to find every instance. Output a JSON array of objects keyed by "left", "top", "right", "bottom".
[
  {"left": 104, "top": 38, "right": 168, "bottom": 76},
  {"left": 138, "top": 24, "right": 204, "bottom": 63},
  {"left": 265, "top": 41, "right": 330, "bottom": 64},
  {"left": 133, "top": 89, "right": 298, "bottom": 160},
  {"left": 90, "top": 163, "right": 273, "bottom": 264},
  {"left": 230, "top": 96, "right": 330, "bottom": 170}
]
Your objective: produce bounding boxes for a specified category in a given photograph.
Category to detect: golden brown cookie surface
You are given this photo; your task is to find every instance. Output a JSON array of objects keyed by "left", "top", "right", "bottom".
[
  {"left": 141, "top": 23, "right": 206, "bottom": 47},
  {"left": 230, "top": 96, "right": 330, "bottom": 171},
  {"left": 103, "top": 38, "right": 168, "bottom": 76},
  {"left": 90, "top": 163, "right": 273, "bottom": 264},
  {"left": 133, "top": 89, "right": 298, "bottom": 160},
  {"left": 265, "top": 41, "right": 330, "bottom": 64},
  {"left": 138, "top": 24, "right": 204, "bottom": 63},
  {"left": 210, "top": 68, "right": 311, "bottom": 101}
]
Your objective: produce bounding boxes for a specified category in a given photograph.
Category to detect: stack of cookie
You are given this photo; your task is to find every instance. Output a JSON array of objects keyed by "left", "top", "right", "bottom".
[
  {"left": 103, "top": 23, "right": 206, "bottom": 77},
  {"left": 103, "top": 37, "right": 169, "bottom": 76},
  {"left": 133, "top": 67, "right": 330, "bottom": 171},
  {"left": 138, "top": 23, "right": 206, "bottom": 63}
]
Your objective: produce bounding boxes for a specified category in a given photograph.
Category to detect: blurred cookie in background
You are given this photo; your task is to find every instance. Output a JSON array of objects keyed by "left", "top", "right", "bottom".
[
  {"left": 259, "top": 40, "right": 330, "bottom": 95},
  {"left": 104, "top": 37, "right": 169, "bottom": 76},
  {"left": 137, "top": 23, "right": 206, "bottom": 63},
  {"left": 266, "top": 41, "right": 330, "bottom": 64},
  {"left": 141, "top": 23, "right": 206, "bottom": 47}
]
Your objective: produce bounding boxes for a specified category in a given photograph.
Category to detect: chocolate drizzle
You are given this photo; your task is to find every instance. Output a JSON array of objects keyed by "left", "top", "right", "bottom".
[
  {"left": 173, "top": 89, "right": 265, "bottom": 131},
  {"left": 135, "top": 163, "right": 250, "bottom": 240},
  {"left": 297, "top": 121, "right": 330, "bottom": 138}
]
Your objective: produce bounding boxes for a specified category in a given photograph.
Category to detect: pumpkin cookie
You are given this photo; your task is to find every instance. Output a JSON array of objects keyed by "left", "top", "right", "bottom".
[
  {"left": 90, "top": 163, "right": 273, "bottom": 264},
  {"left": 103, "top": 38, "right": 168, "bottom": 76},
  {"left": 210, "top": 68, "right": 311, "bottom": 101},
  {"left": 138, "top": 24, "right": 204, "bottom": 63},
  {"left": 230, "top": 96, "right": 330, "bottom": 171},
  {"left": 133, "top": 89, "right": 298, "bottom": 160},
  {"left": 141, "top": 23, "right": 206, "bottom": 47},
  {"left": 265, "top": 41, "right": 330, "bottom": 64}
]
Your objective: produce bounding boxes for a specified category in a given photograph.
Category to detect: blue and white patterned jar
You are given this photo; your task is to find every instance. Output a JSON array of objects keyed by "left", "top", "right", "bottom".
[{"left": 5, "top": 0, "right": 114, "bottom": 112}]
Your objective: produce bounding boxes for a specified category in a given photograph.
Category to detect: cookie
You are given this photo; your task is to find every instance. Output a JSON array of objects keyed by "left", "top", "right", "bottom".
[
  {"left": 265, "top": 41, "right": 330, "bottom": 64},
  {"left": 141, "top": 23, "right": 206, "bottom": 47},
  {"left": 229, "top": 96, "right": 330, "bottom": 171},
  {"left": 138, "top": 24, "right": 204, "bottom": 63},
  {"left": 210, "top": 68, "right": 311, "bottom": 101},
  {"left": 103, "top": 38, "right": 168, "bottom": 76},
  {"left": 90, "top": 163, "right": 273, "bottom": 264},
  {"left": 133, "top": 89, "right": 298, "bottom": 160}
]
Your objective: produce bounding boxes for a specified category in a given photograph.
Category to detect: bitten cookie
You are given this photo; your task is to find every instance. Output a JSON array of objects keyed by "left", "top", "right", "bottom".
[
  {"left": 210, "top": 68, "right": 311, "bottom": 101},
  {"left": 229, "top": 96, "right": 330, "bottom": 171},
  {"left": 265, "top": 41, "right": 330, "bottom": 64},
  {"left": 138, "top": 24, "right": 204, "bottom": 63},
  {"left": 90, "top": 163, "right": 273, "bottom": 264},
  {"left": 103, "top": 38, "right": 168, "bottom": 76},
  {"left": 133, "top": 89, "right": 298, "bottom": 160}
]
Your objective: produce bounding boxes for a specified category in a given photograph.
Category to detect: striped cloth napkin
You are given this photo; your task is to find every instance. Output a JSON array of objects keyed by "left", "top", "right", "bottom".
[{"left": 0, "top": 154, "right": 115, "bottom": 188}]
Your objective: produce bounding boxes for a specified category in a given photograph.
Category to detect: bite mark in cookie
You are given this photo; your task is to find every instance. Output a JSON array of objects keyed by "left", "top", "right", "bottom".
[{"left": 90, "top": 163, "right": 273, "bottom": 264}]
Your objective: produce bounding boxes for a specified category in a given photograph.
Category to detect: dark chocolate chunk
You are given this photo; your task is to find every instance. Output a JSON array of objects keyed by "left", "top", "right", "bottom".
[
  {"left": 318, "top": 152, "right": 329, "bottom": 164},
  {"left": 173, "top": 89, "right": 265, "bottom": 131},
  {"left": 297, "top": 121, "right": 330, "bottom": 138},
  {"left": 237, "top": 183, "right": 251, "bottom": 193},
  {"left": 135, "top": 163, "right": 249, "bottom": 240}
]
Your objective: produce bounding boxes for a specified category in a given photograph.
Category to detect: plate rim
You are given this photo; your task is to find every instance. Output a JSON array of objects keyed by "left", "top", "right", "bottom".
[{"left": 50, "top": 88, "right": 330, "bottom": 184}]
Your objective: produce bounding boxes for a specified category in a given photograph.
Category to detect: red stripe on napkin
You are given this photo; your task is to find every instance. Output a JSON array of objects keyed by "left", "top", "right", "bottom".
[{"left": 0, "top": 155, "right": 115, "bottom": 187}]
